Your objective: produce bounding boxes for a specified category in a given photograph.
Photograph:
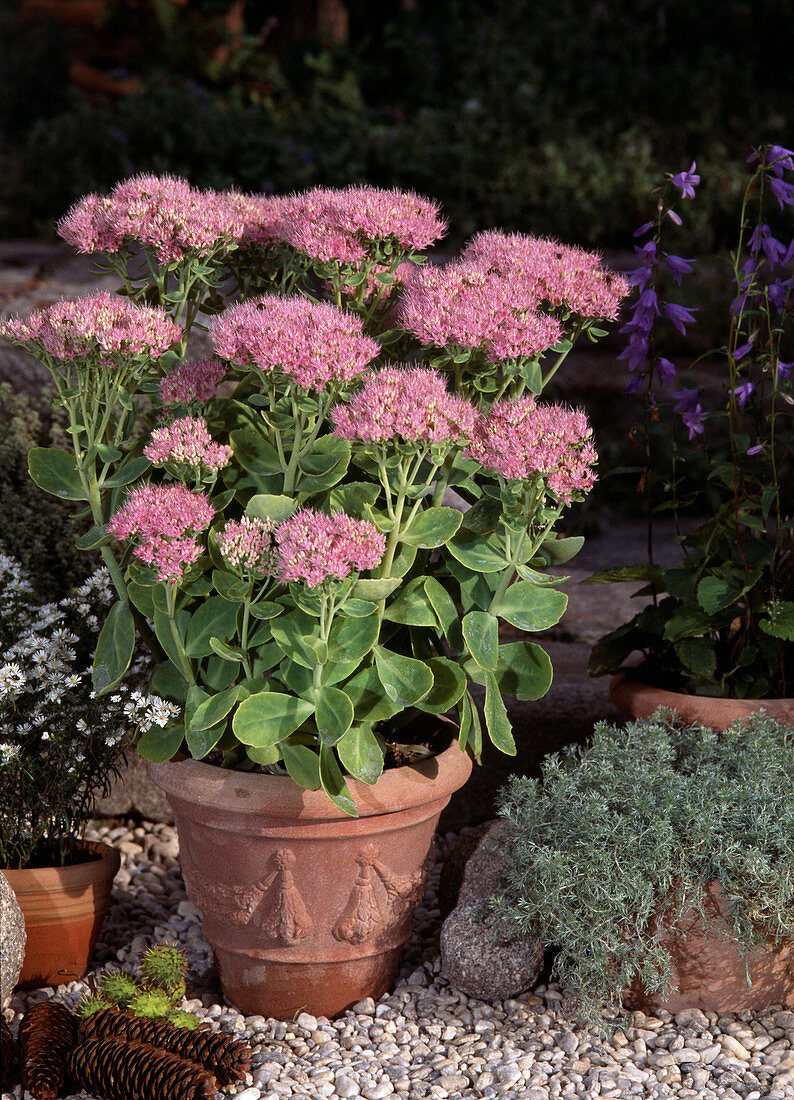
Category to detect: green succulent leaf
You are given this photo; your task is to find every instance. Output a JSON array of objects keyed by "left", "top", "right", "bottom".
[
  {"left": 28, "top": 446, "right": 87, "bottom": 500},
  {"left": 93, "top": 600, "right": 136, "bottom": 694},
  {"left": 374, "top": 646, "right": 433, "bottom": 706},
  {"left": 484, "top": 670, "right": 516, "bottom": 754},
  {"left": 314, "top": 685, "right": 355, "bottom": 745},
  {"left": 401, "top": 506, "right": 463, "bottom": 548},
  {"left": 493, "top": 581, "right": 568, "bottom": 632},
  {"left": 337, "top": 725, "right": 385, "bottom": 785},
  {"left": 232, "top": 691, "right": 315, "bottom": 747},
  {"left": 462, "top": 610, "right": 499, "bottom": 670}
]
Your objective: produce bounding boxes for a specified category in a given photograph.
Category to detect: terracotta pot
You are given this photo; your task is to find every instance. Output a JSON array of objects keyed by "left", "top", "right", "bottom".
[
  {"left": 624, "top": 880, "right": 794, "bottom": 1014},
  {"left": 609, "top": 668, "right": 794, "bottom": 731},
  {"left": 148, "top": 742, "right": 472, "bottom": 1019},
  {"left": 4, "top": 840, "right": 120, "bottom": 989}
]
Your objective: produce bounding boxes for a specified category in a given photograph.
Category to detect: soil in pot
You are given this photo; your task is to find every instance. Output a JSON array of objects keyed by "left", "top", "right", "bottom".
[
  {"left": 148, "top": 740, "right": 472, "bottom": 1019},
  {"left": 3, "top": 840, "right": 120, "bottom": 989},
  {"left": 624, "top": 881, "right": 794, "bottom": 1014}
]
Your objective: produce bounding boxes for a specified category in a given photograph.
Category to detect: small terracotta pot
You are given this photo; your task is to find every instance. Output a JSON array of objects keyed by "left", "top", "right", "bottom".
[
  {"left": 3, "top": 840, "right": 120, "bottom": 989},
  {"left": 609, "top": 668, "right": 794, "bottom": 731},
  {"left": 624, "top": 881, "right": 794, "bottom": 1014},
  {"left": 148, "top": 742, "right": 472, "bottom": 1019}
]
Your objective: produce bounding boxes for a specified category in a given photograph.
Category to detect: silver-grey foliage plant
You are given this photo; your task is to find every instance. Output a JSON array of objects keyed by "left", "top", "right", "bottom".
[{"left": 493, "top": 708, "right": 794, "bottom": 1026}]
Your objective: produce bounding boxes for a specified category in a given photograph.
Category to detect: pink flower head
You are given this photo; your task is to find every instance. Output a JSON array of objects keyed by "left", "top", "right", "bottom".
[
  {"left": 275, "top": 186, "right": 446, "bottom": 262},
  {"left": 108, "top": 482, "right": 215, "bottom": 582},
  {"left": 466, "top": 397, "right": 597, "bottom": 500},
  {"left": 58, "top": 175, "right": 246, "bottom": 263},
  {"left": 159, "top": 358, "right": 227, "bottom": 406},
  {"left": 144, "top": 416, "right": 233, "bottom": 473},
  {"left": 211, "top": 295, "right": 379, "bottom": 390},
  {"left": 217, "top": 516, "right": 275, "bottom": 574},
  {"left": 463, "top": 231, "right": 630, "bottom": 321},
  {"left": 332, "top": 366, "right": 476, "bottom": 445},
  {"left": 57, "top": 193, "right": 123, "bottom": 254},
  {"left": 275, "top": 508, "right": 386, "bottom": 587},
  {"left": 397, "top": 260, "right": 563, "bottom": 362},
  {"left": 0, "top": 292, "right": 182, "bottom": 364},
  {"left": 222, "top": 191, "right": 296, "bottom": 248},
  {"left": 133, "top": 535, "right": 203, "bottom": 584}
]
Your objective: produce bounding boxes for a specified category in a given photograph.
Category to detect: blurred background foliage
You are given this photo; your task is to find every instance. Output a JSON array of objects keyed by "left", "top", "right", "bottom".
[{"left": 1, "top": 0, "right": 793, "bottom": 248}]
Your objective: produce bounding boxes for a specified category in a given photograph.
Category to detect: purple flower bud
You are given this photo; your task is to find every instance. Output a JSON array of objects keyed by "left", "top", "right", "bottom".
[
  {"left": 671, "top": 162, "right": 700, "bottom": 199},
  {"left": 746, "top": 443, "right": 763, "bottom": 455},
  {"left": 769, "top": 280, "right": 791, "bottom": 312},
  {"left": 666, "top": 209, "right": 683, "bottom": 226},
  {"left": 770, "top": 177, "right": 794, "bottom": 210},
  {"left": 663, "top": 302, "right": 698, "bottom": 334},
  {"left": 732, "top": 381, "right": 755, "bottom": 407},
  {"left": 734, "top": 340, "right": 754, "bottom": 361},
  {"left": 672, "top": 387, "right": 701, "bottom": 413},
  {"left": 767, "top": 145, "right": 794, "bottom": 176},
  {"left": 664, "top": 254, "right": 695, "bottom": 285},
  {"left": 633, "top": 221, "right": 654, "bottom": 238},
  {"left": 656, "top": 357, "right": 677, "bottom": 386},
  {"left": 627, "top": 266, "right": 652, "bottom": 289}
]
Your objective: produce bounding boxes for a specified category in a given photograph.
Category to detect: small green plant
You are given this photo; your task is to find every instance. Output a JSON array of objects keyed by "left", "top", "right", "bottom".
[
  {"left": 492, "top": 709, "right": 794, "bottom": 1026},
  {"left": 79, "top": 942, "right": 199, "bottom": 1029}
]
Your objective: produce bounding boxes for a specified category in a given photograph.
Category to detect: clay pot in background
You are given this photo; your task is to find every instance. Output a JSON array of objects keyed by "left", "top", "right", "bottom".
[
  {"left": 609, "top": 669, "right": 794, "bottom": 731},
  {"left": 4, "top": 840, "right": 120, "bottom": 989},
  {"left": 148, "top": 741, "right": 472, "bottom": 1019}
]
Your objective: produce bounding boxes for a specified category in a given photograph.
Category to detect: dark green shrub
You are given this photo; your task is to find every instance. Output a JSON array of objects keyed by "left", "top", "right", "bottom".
[
  {"left": 493, "top": 709, "right": 794, "bottom": 1025},
  {"left": 0, "top": 383, "right": 97, "bottom": 599}
]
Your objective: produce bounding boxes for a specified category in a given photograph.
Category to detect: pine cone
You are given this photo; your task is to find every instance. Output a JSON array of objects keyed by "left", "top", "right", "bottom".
[
  {"left": 19, "top": 1001, "right": 77, "bottom": 1100},
  {"left": 79, "top": 1007, "right": 251, "bottom": 1084},
  {"left": 0, "top": 1016, "right": 14, "bottom": 1091},
  {"left": 68, "top": 1036, "right": 217, "bottom": 1100}
]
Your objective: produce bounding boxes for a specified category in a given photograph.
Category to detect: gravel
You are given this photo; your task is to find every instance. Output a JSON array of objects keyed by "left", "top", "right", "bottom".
[{"left": 5, "top": 819, "right": 794, "bottom": 1100}]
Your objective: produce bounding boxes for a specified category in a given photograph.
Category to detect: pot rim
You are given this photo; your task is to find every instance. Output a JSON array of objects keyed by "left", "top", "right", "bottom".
[
  {"left": 609, "top": 662, "right": 794, "bottom": 724},
  {"left": 2, "top": 839, "right": 121, "bottom": 884},
  {"left": 147, "top": 739, "right": 473, "bottom": 822}
]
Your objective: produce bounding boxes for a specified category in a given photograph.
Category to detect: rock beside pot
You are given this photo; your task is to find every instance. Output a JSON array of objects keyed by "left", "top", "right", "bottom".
[
  {"left": 0, "top": 872, "right": 26, "bottom": 1006},
  {"left": 440, "top": 821, "right": 543, "bottom": 1001}
]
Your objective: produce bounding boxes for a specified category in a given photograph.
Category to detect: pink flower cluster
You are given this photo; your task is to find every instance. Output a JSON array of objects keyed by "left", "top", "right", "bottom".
[
  {"left": 107, "top": 483, "right": 215, "bottom": 583},
  {"left": 332, "top": 366, "right": 476, "bottom": 445},
  {"left": 217, "top": 516, "right": 275, "bottom": 575},
  {"left": 466, "top": 397, "right": 597, "bottom": 500},
  {"left": 159, "top": 358, "right": 227, "bottom": 406},
  {"left": 58, "top": 175, "right": 247, "bottom": 264},
  {"left": 463, "top": 231, "right": 630, "bottom": 321},
  {"left": 144, "top": 416, "right": 233, "bottom": 473},
  {"left": 211, "top": 295, "right": 379, "bottom": 390},
  {"left": 397, "top": 262, "right": 563, "bottom": 361},
  {"left": 274, "top": 186, "right": 446, "bottom": 263},
  {"left": 275, "top": 508, "right": 386, "bottom": 587},
  {"left": 0, "top": 292, "right": 181, "bottom": 364}
]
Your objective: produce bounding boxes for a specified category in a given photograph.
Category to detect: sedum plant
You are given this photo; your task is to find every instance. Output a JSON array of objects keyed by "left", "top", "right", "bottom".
[
  {"left": 588, "top": 145, "right": 794, "bottom": 698},
  {"left": 1, "top": 176, "right": 629, "bottom": 815},
  {"left": 493, "top": 708, "right": 794, "bottom": 1026}
]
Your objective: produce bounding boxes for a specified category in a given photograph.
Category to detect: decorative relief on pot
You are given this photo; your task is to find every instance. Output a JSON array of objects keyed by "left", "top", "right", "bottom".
[
  {"left": 333, "top": 843, "right": 433, "bottom": 945},
  {"left": 181, "top": 847, "right": 312, "bottom": 944}
]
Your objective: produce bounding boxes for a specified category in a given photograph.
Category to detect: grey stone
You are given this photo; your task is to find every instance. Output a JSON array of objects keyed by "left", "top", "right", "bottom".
[
  {"left": 93, "top": 750, "right": 174, "bottom": 823},
  {"left": 0, "top": 871, "right": 26, "bottom": 1007},
  {"left": 440, "top": 821, "right": 543, "bottom": 1002}
]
